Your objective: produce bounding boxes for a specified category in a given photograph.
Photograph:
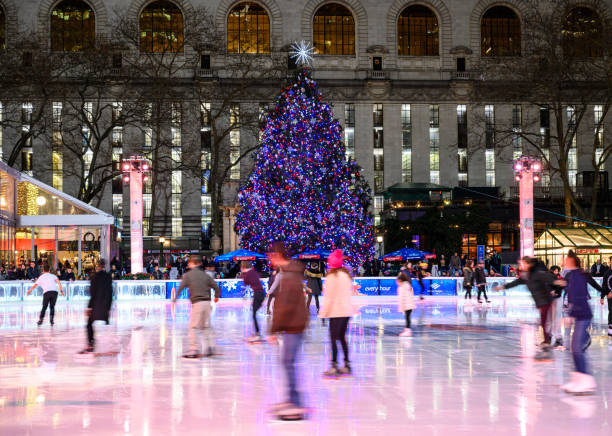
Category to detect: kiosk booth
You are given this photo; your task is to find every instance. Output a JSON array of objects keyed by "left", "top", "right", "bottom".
[{"left": 534, "top": 227, "right": 612, "bottom": 268}]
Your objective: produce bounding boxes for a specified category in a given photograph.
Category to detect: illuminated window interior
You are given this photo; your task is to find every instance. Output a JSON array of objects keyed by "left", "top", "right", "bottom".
[
  {"left": 313, "top": 3, "right": 355, "bottom": 55},
  {"left": 140, "top": 0, "right": 184, "bottom": 53},
  {"left": 481, "top": 6, "right": 521, "bottom": 56},
  {"left": 50, "top": 0, "right": 95, "bottom": 52},
  {"left": 227, "top": 2, "right": 270, "bottom": 54},
  {"left": 398, "top": 5, "right": 439, "bottom": 56}
]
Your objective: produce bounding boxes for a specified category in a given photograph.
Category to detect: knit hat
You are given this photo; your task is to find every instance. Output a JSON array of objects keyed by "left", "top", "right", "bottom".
[{"left": 327, "top": 249, "right": 344, "bottom": 269}]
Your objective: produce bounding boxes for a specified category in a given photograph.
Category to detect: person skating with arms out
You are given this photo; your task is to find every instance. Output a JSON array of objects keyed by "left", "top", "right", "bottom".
[
  {"left": 319, "top": 249, "right": 355, "bottom": 377},
  {"left": 26, "top": 263, "right": 64, "bottom": 326},
  {"left": 176, "top": 256, "right": 221, "bottom": 359}
]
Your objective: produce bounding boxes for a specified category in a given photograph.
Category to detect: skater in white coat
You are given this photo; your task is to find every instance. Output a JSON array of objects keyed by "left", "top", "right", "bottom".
[
  {"left": 319, "top": 249, "right": 354, "bottom": 377},
  {"left": 397, "top": 272, "right": 416, "bottom": 337}
]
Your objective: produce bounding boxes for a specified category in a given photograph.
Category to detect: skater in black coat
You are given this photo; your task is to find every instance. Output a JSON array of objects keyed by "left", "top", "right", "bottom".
[
  {"left": 474, "top": 262, "right": 489, "bottom": 303},
  {"left": 79, "top": 260, "right": 113, "bottom": 354},
  {"left": 305, "top": 263, "right": 323, "bottom": 314}
]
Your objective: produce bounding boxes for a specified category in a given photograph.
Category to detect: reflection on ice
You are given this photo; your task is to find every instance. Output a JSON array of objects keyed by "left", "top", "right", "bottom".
[{"left": 0, "top": 296, "right": 610, "bottom": 435}]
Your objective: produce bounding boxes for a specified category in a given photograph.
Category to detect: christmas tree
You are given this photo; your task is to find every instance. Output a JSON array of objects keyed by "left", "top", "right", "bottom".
[{"left": 235, "top": 68, "right": 374, "bottom": 268}]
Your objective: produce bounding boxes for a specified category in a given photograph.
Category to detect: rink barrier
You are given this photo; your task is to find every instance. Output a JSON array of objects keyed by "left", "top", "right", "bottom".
[{"left": 0, "top": 277, "right": 603, "bottom": 302}]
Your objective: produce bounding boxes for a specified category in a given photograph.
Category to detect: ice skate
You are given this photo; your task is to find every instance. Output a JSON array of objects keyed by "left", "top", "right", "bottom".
[
  {"left": 561, "top": 372, "right": 580, "bottom": 392},
  {"left": 564, "top": 373, "right": 596, "bottom": 395},
  {"left": 276, "top": 404, "right": 307, "bottom": 421},
  {"left": 338, "top": 363, "right": 352, "bottom": 376},
  {"left": 534, "top": 345, "right": 552, "bottom": 361},
  {"left": 37, "top": 319, "right": 43, "bottom": 326},
  {"left": 246, "top": 334, "right": 264, "bottom": 344},
  {"left": 323, "top": 363, "right": 339, "bottom": 378},
  {"left": 399, "top": 328, "right": 412, "bottom": 337},
  {"left": 182, "top": 353, "right": 203, "bottom": 360},
  {"left": 553, "top": 338, "right": 565, "bottom": 350},
  {"left": 608, "top": 325, "right": 612, "bottom": 337}
]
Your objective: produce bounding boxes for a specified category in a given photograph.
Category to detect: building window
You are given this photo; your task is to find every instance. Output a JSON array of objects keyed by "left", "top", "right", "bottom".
[
  {"left": 52, "top": 102, "right": 63, "bottom": 191},
  {"left": 567, "top": 105, "right": 577, "bottom": 187},
  {"left": 401, "top": 104, "right": 412, "bottom": 182},
  {"left": 313, "top": 3, "right": 355, "bottom": 55},
  {"left": 227, "top": 2, "right": 270, "bottom": 54},
  {"left": 512, "top": 104, "right": 522, "bottom": 160},
  {"left": 51, "top": 0, "right": 95, "bottom": 52},
  {"left": 373, "top": 195, "right": 383, "bottom": 227},
  {"left": 344, "top": 103, "right": 355, "bottom": 161},
  {"left": 398, "top": 5, "right": 439, "bottom": 56},
  {"left": 373, "top": 104, "right": 384, "bottom": 193},
  {"left": 481, "top": 6, "right": 521, "bottom": 56},
  {"left": 230, "top": 104, "right": 241, "bottom": 180},
  {"left": 0, "top": 7, "right": 6, "bottom": 50},
  {"left": 562, "top": 7, "right": 603, "bottom": 57},
  {"left": 485, "top": 104, "right": 495, "bottom": 186},
  {"left": 143, "top": 193, "right": 152, "bottom": 235},
  {"left": 462, "top": 233, "right": 477, "bottom": 259},
  {"left": 429, "top": 104, "right": 439, "bottom": 184},
  {"left": 457, "top": 104, "right": 467, "bottom": 186},
  {"left": 595, "top": 105, "right": 604, "bottom": 165},
  {"left": 201, "top": 102, "right": 212, "bottom": 236},
  {"left": 540, "top": 106, "right": 551, "bottom": 188},
  {"left": 21, "top": 103, "right": 33, "bottom": 174},
  {"left": 140, "top": 1, "right": 184, "bottom": 53},
  {"left": 112, "top": 194, "right": 123, "bottom": 230},
  {"left": 171, "top": 171, "right": 182, "bottom": 237}
]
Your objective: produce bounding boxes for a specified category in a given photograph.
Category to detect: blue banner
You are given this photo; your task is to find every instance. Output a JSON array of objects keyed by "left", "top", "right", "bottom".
[
  {"left": 354, "top": 278, "right": 380, "bottom": 296},
  {"left": 477, "top": 245, "right": 485, "bottom": 263}
]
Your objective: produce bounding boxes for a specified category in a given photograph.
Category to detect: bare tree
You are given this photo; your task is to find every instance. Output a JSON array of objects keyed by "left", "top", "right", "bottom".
[{"left": 472, "top": 0, "right": 612, "bottom": 220}]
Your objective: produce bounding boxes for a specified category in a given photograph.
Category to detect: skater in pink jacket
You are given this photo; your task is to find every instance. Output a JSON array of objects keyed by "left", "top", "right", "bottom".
[{"left": 319, "top": 249, "right": 354, "bottom": 377}]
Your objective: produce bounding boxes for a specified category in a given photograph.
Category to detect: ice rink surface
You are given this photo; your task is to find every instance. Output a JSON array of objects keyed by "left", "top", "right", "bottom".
[{"left": 0, "top": 296, "right": 611, "bottom": 436}]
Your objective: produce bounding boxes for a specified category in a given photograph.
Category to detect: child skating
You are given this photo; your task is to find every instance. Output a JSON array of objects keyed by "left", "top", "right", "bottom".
[{"left": 397, "top": 272, "right": 416, "bottom": 337}]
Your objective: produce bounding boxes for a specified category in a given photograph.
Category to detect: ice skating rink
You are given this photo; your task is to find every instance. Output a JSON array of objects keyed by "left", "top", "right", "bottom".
[{"left": 0, "top": 296, "right": 611, "bottom": 436}]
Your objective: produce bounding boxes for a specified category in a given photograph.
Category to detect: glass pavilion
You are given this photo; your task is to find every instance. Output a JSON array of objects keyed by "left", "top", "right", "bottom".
[
  {"left": 1, "top": 161, "right": 116, "bottom": 275},
  {"left": 534, "top": 227, "right": 612, "bottom": 268}
]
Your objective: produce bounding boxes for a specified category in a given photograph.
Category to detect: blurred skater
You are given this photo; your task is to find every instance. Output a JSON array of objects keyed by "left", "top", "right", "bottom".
[
  {"left": 305, "top": 263, "right": 323, "bottom": 314},
  {"left": 463, "top": 260, "right": 474, "bottom": 300},
  {"left": 268, "top": 242, "right": 308, "bottom": 419},
  {"left": 601, "top": 257, "right": 612, "bottom": 337},
  {"left": 26, "top": 264, "right": 64, "bottom": 326},
  {"left": 474, "top": 261, "right": 490, "bottom": 304},
  {"left": 497, "top": 257, "right": 555, "bottom": 359},
  {"left": 397, "top": 271, "right": 416, "bottom": 337},
  {"left": 559, "top": 252, "right": 600, "bottom": 394},
  {"left": 548, "top": 265, "right": 565, "bottom": 348},
  {"left": 266, "top": 267, "right": 278, "bottom": 315},
  {"left": 78, "top": 260, "right": 113, "bottom": 354},
  {"left": 416, "top": 262, "right": 427, "bottom": 300},
  {"left": 177, "top": 256, "right": 221, "bottom": 359},
  {"left": 319, "top": 250, "right": 354, "bottom": 376},
  {"left": 242, "top": 261, "right": 266, "bottom": 342}
]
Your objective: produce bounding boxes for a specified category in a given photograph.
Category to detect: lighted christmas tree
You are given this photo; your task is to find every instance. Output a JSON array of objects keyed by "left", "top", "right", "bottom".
[{"left": 235, "top": 68, "right": 374, "bottom": 268}]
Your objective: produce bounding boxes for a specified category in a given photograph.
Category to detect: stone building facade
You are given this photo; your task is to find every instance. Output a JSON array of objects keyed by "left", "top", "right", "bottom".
[{"left": 1, "top": 0, "right": 611, "bottom": 256}]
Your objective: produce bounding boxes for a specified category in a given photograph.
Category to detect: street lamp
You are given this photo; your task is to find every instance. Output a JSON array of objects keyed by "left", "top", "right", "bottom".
[
  {"left": 121, "top": 156, "right": 151, "bottom": 274},
  {"left": 513, "top": 156, "right": 542, "bottom": 258},
  {"left": 376, "top": 235, "right": 384, "bottom": 258},
  {"left": 159, "top": 237, "right": 166, "bottom": 267}
]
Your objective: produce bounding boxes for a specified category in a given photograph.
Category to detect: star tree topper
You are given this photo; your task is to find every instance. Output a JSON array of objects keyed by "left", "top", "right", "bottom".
[{"left": 289, "top": 40, "right": 315, "bottom": 66}]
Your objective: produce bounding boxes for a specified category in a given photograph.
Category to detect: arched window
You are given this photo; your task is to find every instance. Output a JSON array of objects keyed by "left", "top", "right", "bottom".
[
  {"left": 313, "top": 3, "right": 355, "bottom": 55},
  {"left": 227, "top": 2, "right": 270, "bottom": 54},
  {"left": 562, "top": 7, "right": 603, "bottom": 57},
  {"left": 0, "top": 6, "right": 5, "bottom": 49},
  {"left": 50, "top": 0, "right": 95, "bottom": 52},
  {"left": 397, "top": 5, "right": 439, "bottom": 56},
  {"left": 140, "top": 1, "right": 184, "bottom": 53},
  {"left": 481, "top": 6, "right": 521, "bottom": 56}
]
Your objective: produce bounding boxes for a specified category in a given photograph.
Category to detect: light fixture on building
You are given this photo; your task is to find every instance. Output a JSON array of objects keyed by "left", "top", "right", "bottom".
[
  {"left": 159, "top": 237, "right": 166, "bottom": 244},
  {"left": 36, "top": 196, "right": 46, "bottom": 206},
  {"left": 376, "top": 235, "right": 383, "bottom": 243}
]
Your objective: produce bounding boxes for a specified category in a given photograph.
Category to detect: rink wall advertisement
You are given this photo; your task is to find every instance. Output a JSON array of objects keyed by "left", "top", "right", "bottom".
[{"left": 0, "top": 277, "right": 604, "bottom": 301}]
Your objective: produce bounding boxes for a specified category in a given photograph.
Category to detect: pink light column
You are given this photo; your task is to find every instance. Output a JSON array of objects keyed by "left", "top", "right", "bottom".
[
  {"left": 514, "top": 156, "right": 541, "bottom": 259},
  {"left": 129, "top": 169, "right": 144, "bottom": 274},
  {"left": 519, "top": 171, "right": 534, "bottom": 258}
]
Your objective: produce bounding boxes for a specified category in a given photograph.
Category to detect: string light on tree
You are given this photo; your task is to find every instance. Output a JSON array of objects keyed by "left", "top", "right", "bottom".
[
  {"left": 289, "top": 40, "right": 315, "bottom": 66},
  {"left": 234, "top": 68, "right": 374, "bottom": 268}
]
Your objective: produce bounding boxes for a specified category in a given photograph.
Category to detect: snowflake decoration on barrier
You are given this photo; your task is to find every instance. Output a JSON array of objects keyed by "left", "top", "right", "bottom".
[{"left": 290, "top": 40, "right": 315, "bottom": 66}]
